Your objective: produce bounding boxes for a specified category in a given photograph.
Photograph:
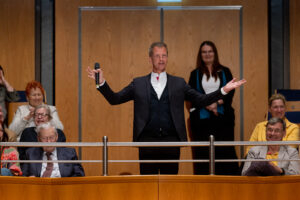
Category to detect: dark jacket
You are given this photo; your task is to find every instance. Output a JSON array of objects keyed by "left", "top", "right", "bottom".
[
  {"left": 22, "top": 147, "right": 85, "bottom": 177},
  {"left": 98, "top": 73, "right": 224, "bottom": 141}
]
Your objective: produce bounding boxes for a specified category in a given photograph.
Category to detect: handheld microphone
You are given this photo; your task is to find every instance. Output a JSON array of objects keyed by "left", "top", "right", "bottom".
[{"left": 94, "top": 62, "right": 100, "bottom": 87}]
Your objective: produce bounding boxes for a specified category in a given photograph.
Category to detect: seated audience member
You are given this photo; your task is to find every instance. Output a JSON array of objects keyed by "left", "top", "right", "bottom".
[
  {"left": 9, "top": 81, "right": 64, "bottom": 140},
  {"left": 242, "top": 117, "right": 300, "bottom": 176},
  {"left": 246, "top": 93, "right": 299, "bottom": 153},
  {"left": 0, "top": 123, "right": 22, "bottom": 176},
  {"left": 18, "top": 104, "right": 66, "bottom": 161},
  {"left": 0, "top": 65, "right": 20, "bottom": 120},
  {"left": 22, "top": 123, "right": 84, "bottom": 177}
]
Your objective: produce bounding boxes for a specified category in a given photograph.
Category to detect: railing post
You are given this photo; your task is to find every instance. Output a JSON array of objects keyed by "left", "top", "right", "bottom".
[
  {"left": 209, "top": 135, "right": 215, "bottom": 175},
  {"left": 102, "top": 136, "right": 108, "bottom": 176}
]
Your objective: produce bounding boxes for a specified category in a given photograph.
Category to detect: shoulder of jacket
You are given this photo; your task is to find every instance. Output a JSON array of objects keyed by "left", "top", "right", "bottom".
[
  {"left": 190, "top": 68, "right": 198, "bottom": 74},
  {"left": 249, "top": 145, "right": 262, "bottom": 152},
  {"left": 285, "top": 145, "right": 298, "bottom": 153},
  {"left": 26, "top": 147, "right": 40, "bottom": 154},
  {"left": 133, "top": 74, "right": 149, "bottom": 81},
  {"left": 59, "top": 147, "right": 75, "bottom": 153}
]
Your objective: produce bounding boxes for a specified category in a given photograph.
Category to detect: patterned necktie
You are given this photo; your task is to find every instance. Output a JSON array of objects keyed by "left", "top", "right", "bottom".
[{"left": 42, "top": 152, "right": 53, "bottom": 177}]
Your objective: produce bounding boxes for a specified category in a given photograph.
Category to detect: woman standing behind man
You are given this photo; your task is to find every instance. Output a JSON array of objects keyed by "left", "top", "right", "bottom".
[{"left": 188, "top": 41, "right": 239, "bottom": 175}]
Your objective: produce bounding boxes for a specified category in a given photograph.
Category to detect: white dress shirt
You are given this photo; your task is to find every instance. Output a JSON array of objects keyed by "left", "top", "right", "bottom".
[
  {"left": 190, "top": 73, "right": 227, "bottom": 112},
  {"left": 202, "top": 74, "right": 221, "bottom": 94},
  {"left": 151, "top": 71, "right": 167, "bottom": 99},
  {"left": 40, "top": 148, "right": 61, "bottom": 178}
]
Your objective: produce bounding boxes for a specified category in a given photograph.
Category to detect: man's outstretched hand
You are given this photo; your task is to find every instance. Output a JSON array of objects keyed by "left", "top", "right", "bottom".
[{"left": 223, "top": 78, "right": 246, "bottom": 93}]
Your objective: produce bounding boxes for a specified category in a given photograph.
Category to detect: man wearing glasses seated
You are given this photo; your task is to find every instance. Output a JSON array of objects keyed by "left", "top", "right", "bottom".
[
  {"left": 21, "top": 122, "right": 84, "bottom": 177},
  {"left": 242, "top": 117, "right": 300, "bottom": 176}
]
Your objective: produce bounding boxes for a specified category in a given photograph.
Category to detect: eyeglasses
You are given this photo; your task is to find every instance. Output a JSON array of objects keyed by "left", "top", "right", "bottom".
[
  {"left": 39, "top": 135, "right": 56, "bottom": 141},
  {"left": 152, "top": 54, "right": 167, "bottom": 59},
  {"left": 266, "top": 128, "right": 282, "bottom": 133},
  {"left": 34, "top": 113, "right": 48, "bottom": 118}
]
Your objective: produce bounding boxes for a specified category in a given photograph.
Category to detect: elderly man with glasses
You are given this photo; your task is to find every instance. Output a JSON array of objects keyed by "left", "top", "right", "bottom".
[
  {"left": 21, "top": 122, "right": 84, "bottom": 177},
  {"left": 242, "top": 117, "right": 300, "bottom": 176}
]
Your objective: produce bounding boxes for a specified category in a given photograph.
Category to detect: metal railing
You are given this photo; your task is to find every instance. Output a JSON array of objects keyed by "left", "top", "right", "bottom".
[{"left": 1, "top": 135, "right": 300, "bottom": 176}]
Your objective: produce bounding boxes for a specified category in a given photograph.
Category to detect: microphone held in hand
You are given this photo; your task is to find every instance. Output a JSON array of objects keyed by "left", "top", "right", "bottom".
[{"left": 94, "top": 62, "right": 100, "bottom": 86}]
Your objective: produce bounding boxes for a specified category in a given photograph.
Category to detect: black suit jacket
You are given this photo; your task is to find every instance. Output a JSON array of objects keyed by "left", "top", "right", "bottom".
[
  {"left": 18, "top": 127, "right": 66, "bottom": 161},
  {"left": 22, "top": 147, "right": 85, "bottom": 177},
  {"left": 98, "top": 73, "right": 224, "bottom": 141}
]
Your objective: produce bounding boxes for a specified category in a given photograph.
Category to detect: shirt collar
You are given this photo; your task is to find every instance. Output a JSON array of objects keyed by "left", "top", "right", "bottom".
[
  {"left": 44, "top": 148, "right": 57, "bottom": 157},
  {"left": 151, "top": 71, "right": 167, "bottom": 81}
]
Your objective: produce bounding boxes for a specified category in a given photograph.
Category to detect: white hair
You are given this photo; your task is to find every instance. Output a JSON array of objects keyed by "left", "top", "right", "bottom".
[{"left": 36, "top": 122, "right": 57, "bottom": 136}]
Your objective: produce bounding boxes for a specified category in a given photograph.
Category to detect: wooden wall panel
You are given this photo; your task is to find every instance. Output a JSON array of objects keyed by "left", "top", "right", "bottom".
[
  {"left": 0, "top": 0, "right": 35, "bottom": 120},
  {"left": 242, "top": 0, "right": 268, "bottom": 140},
  {"left": 56, "top": 0, "right": 268, "bottom": 175},
  {"left": 0, "top": 176, "right": 158, "bottom": 200},
  {"left": 290, "top": 0, "right": 300, "bottom": 89},
  {"left": 159, "top": 176, "right": 300, "bottom": 200},
  {"left": 55, "top": 0, "right": 80, "bottom": 143}
]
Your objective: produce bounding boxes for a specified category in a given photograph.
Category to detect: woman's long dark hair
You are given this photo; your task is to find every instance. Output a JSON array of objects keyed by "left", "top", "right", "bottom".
[{"left": 196, "top": 41, "right": 222, "bottom": 81}]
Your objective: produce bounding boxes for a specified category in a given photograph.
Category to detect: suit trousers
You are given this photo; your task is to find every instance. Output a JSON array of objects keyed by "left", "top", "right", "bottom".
[
  {"left": 139, "top": 147, "right": 180, "bottom": 175},
  {"left": 138, "top": 134, "right": 180, "bottom": 175}
]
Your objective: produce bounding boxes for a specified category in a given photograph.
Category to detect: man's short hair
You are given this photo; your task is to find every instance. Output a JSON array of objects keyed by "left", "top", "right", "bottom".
[
  {"left": 266, "top": 117, "right": 286, "bottom": 131},
  {"left": 268, "top": 93, "right": 286, "bottom": 107},
  {"left": 36, "top": 122, "right": 57, "bottom": 136},
  {"left": 148, "top": 42, "right": 168, "bottom": 57}
]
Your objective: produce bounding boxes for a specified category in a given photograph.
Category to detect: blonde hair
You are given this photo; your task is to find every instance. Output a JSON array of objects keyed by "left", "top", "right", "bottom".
[{"left": 268, "top": 93, "right": 286, "bottom": 107}]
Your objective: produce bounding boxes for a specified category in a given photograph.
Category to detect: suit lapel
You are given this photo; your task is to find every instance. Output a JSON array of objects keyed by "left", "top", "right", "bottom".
[
  {"left": 145, "top": 74, "right": 151, "bottom": 103},
  {"left": 35, "top": 148, "right": 44, "bottom": 177},
  {"left": 258, "top": 146, "right": 268, "bottom": 158},
  {"left": 57, "top": 148, "right": 64, "bottom": 177},
  {"left": 277, "top": 146, "right": 287, "bottom": 168},
  {"left": 167, "top": 74, "right": 173, "bottom": 103}
]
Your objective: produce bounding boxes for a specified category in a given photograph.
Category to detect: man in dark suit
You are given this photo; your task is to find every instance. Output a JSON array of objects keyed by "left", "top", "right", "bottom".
[
  {"left": 22, "top": 122, "right": 84, "bottom": 177},
  {"left": 87, "top": 42, "right": 246, "bottom": 174}
]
